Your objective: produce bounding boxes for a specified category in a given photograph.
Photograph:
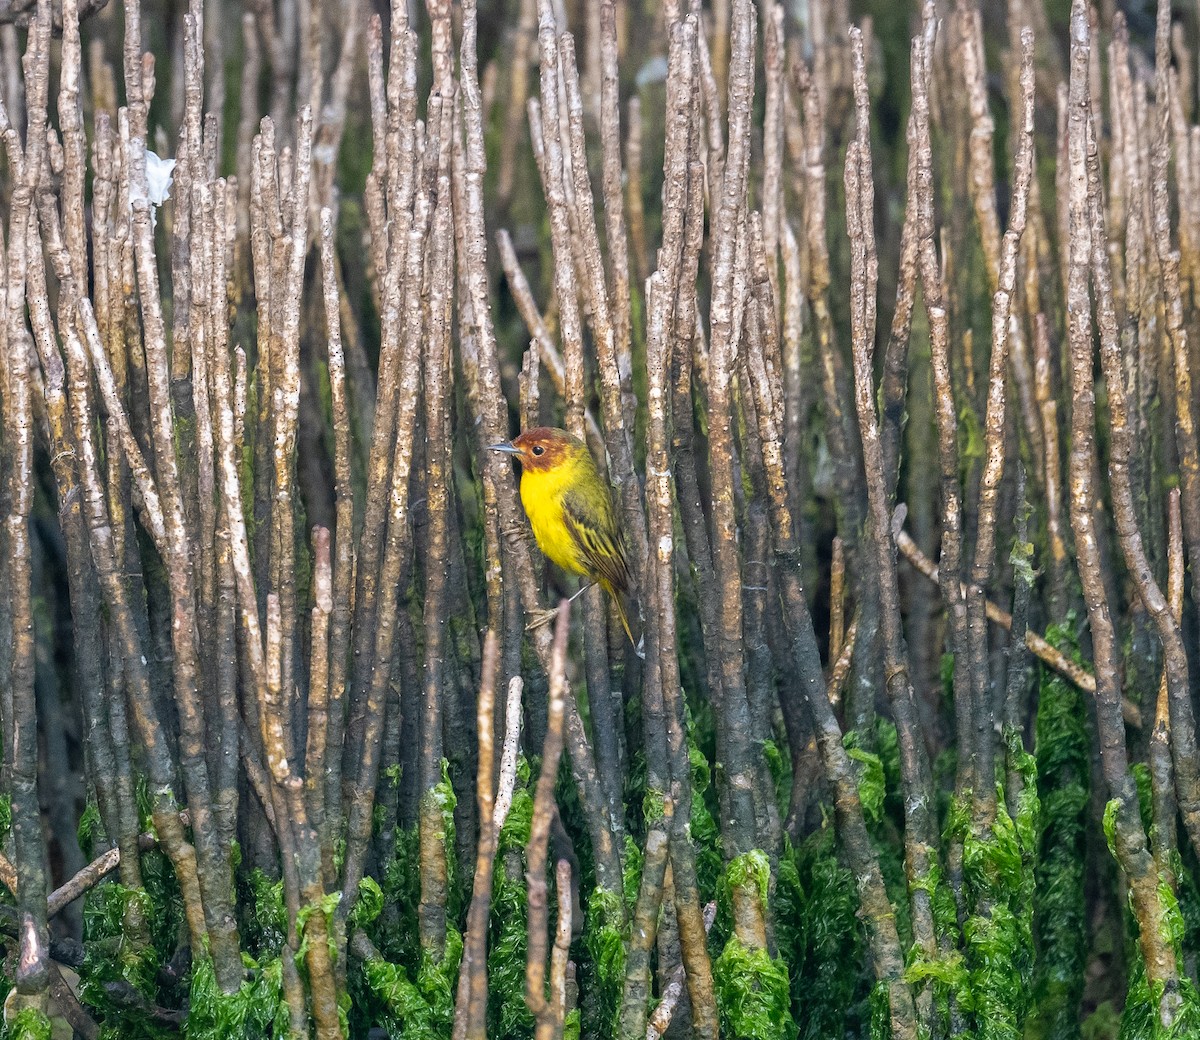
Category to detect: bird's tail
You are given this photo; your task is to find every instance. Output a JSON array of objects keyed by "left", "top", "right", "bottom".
[{"left": 601, "top": 580, "right": 645, "bottom": 659}]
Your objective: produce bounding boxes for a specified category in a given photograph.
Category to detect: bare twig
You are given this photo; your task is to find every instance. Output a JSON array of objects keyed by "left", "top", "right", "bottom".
[
  {"left": 844, "top": 29, "right": 938, "bottom": 1014},
  {"left": 1065, "top": 1, "right": 1179, "bottom": 1021},
  {"left": 526, "top": 604, "right": 571, "bottom": 1038}
]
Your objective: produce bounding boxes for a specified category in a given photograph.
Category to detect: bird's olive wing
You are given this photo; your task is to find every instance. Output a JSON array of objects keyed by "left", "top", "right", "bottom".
[{"left": 560, "top": 488, "right": 632, "bottom": 595}]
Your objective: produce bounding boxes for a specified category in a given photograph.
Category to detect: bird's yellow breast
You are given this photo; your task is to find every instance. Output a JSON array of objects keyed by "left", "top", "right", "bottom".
[{"left": 519, "top": 456, "right": 589, "bottom": 577}]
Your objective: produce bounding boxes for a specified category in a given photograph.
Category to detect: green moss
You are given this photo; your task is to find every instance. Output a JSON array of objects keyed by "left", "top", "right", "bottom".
[
  {"left": 1028, "top": 632, "right": 1090, "bottom": 1040},
  {"left": 1132, "top": 764, "right": 1154, "bottom": 837},
  {"left": 2, "top": 1008, "right": 51, "bottom": 1040},
  {"left": 689, "top": 742, "right": 723, "bottom": 903},
  {"left": 1158, "top": 878, "right": 1186, "bottom": 951},
  {"left": 423, "top": 759, "right": 462, "bottom": 923},
  {"left": 775, "top": 829, "right": 875, "bottom": 1039},
  {"left": 1175, "top": 845, "right": 1200, "bottom": 963},
  {"left": 553, "top": 754, "right": 596, "bottom": 898},
  {"left": 642, "top": 788, "right": 667, "bottom": 824},
  {"left": 772, "top": 839, "right": 811, "bottom": 993},
  {"left": 623, "top": 747, "right": 647, "bottom": 835},
  {"left": 77, "top": 799, "right": 102, "bottom": 860},
  {"left": 905, "top": 862, "right": 968, "bottom": 1009},
  {"left": 360, "top": 948, "right": 450, "bottom": 1040},
  {"left": 961, "top": 894, "right": 1028, "bottom": 1039},
  {"left": 295, "top": 890, "right": 342, "bottom": 968},
  {"left": 241, "top": 869, "right": 287, "bottom": 958},
  {"left": 351, "top": 876, "right": 384, "bottom": 930},
  {"left": 487, "top": 850, "right": 534, "bottom": 1039},
  {"left": 1005, "top": 727, "right": 1042, "bottom": 865},
  {"left": 368, "top": 821, "right": 418, "bottom": 971},
  {"left": 489, "top": 769, "right": 535, "bottom": 1039},
  {"left": 962, "top": 807, "right": 1024, "bottom": 897},
  {"left": 903, "top": 945, "right": 968, "bottom": 990},
  {"left": 1083, "top": 1001, "right": 1122, "bottom": 1040},
  {"left": 79, "top": 879, "right": 172, "bottom": 1038},
  {"left": 582, "top": 887, "right": 626, "bottom": 1034},
  {"left": 622, "top": 833, "right": 644, "bottom": 918},
  {"left": 945, "top": 777, "right": 1037, "bottom": 1039},
  {"left": 1108, "top": 867, "right": 1195, "bottom": 1037},
  {"left": 187, "top": 954, "right": 286, "bottom": 1040},
  {"left": 418, "top": 927, "right": 464, "bottom": 1025},
  {"left": 724, "top": 849, "right": 771, "bottom": 908},
  {"left": 355, "top": 811, "right": 464, "bottom": 1038},
  {"left": 762, "top": 737, "right": 790, "bottom": 818},
  {"left": 1118, "top": 961, "right": 1200, "bottom": 1039},
  {"left": 1103, "top": 799, "right": 1121, "bottom": 863},
  {"left": 875, "top": 720, "right": 903, "bottom": 819},
  {"left": 844, "top": 730, "right": 886, "bottom": 826},
  {"left": 909, "top": 863, "right": 961, "bottom": 943},
  {"left": 712, "top": 935, "right": 796, "bottom": 1040},
  {"left": 869, "top": 978, "right": 894, "bottom": 1040}
]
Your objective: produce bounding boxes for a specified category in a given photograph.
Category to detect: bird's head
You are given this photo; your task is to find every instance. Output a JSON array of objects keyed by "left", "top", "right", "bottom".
[{"left": 488, "top": 427, "right": 582, "bottom": 472}]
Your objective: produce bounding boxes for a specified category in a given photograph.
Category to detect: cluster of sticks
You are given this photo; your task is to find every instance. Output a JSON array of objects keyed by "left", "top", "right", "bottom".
[
  {"left": 2, "top": 0, "right": 1200, "bottom": 1035},
  {"left": 485, "top": 0, "right": 1200, "bottom": 1033}
]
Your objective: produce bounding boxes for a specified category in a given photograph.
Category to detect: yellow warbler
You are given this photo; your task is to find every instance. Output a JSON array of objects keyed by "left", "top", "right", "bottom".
[{"left": 489, "top": 427, "right": 637, "bottom": 646}]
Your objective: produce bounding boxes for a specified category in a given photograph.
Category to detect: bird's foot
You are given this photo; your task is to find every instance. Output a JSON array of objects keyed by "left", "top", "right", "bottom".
[
  {"left": 525, "top": 607, "right": 560, "bottom": 632},
  {"left": 502, "top": 525, "right": 532, "bottom": 547}
]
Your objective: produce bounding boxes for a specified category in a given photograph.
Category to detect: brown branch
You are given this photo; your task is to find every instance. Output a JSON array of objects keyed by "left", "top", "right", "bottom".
[
  {"left": 844, "top": 29, "right": 938, "bottom": 1014},
  {"left": 454, "top": 639, "right": 522, "bottom": 1040},
  {"left": 619, "top": 807, "right": 672, "bottom": 1039},
  {"left": 644, "top": 901, "right": 717, "bottom": 1040},
  {"left": 317, "top": 205, "right": 356, "bottom": 861},
  {"left": 122, "top": 6, "right": 240, "bottom": 981},
  {"left": 494, "top": 228, "right": 605, "bottom": 455},
  {"left": 341, "top": 173, "right": 433, "bottom": 908},
  {"left": 704, "top": 0, "right": 763, "bottom": 862},
  {"left": 892, "top": 525, "right": 1150, "bottom": 727},
  {"left": 747, "top": 55, "right": 918, "bottom": 1040},
  {"left": 879, "top": 56, "right": 922, "bottom": 501},
  {"left": 535, "top": 22, "right": 627, "bottom": 839},
  {"left": 1084, "top": 34, "right": 1200, "bottom": 863},
  {"left": 911, "top": 11, "right": 972, "bottom": 805},
  {"left": 964, "top": 26, "right": 1034, "bottom": 818},
  {"left": 599, "top": 0, "right": 635, "bottom": 437},
  {"left": 546, "top": 859, "right": 573, "bottom": 1040},
  {"left": 1150, "top": 489, "right": 1183, "bottom": 880},
  {"left": 5, "top": 12, "right": 76, "bottom": 997},
  {"left": 0, "top": 0, "right": 108, "bottom": 30},
  {"left": 457, "top": 0, "right": 625, "bottom": 904},
  {"left": 792, "top": 42, "right": 865, "bottom": 566},
  {"left": 417, "top": 94, "right": 456, "bottom": 959},
  {"left": 1064, "top": 1, "right": 1179, "bottom": 1021},
  {"left": 826, "top": 617, "right": 859, "bottom": 709},
  {"left": 343, "top": 10, "right": 418, "bottom": 789},
  {"left": 526, "top": 604, "right": 570, "bottom": 1034},
  {"left": 1146, "top": 9, "right": 1200, "bottom": 631},
  {"left": 626, "top": 96, "right": 648, "bottom": 289},
  {"left": 1032, "top": 313, "right": 1069, "bottom": 620}
]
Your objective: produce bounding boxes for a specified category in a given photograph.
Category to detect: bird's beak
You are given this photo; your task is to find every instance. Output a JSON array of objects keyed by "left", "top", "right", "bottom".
[{"left": 488, "top": 441, "right": 520, "bottom": 456}]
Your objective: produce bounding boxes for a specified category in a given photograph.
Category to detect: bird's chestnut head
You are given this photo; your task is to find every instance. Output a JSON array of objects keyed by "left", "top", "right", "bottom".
[{"left": 488, "top": 427, "right": 583, "bottom": 472}]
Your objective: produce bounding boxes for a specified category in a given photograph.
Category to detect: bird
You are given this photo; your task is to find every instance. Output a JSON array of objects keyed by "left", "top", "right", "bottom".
[{"left": 488, "top": 426, "right": 639, "bottom": 649}]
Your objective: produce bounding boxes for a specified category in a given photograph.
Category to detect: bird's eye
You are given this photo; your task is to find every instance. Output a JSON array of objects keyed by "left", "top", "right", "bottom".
[{"left": 532, "top": 445, "right": 545, "bottom": 456}]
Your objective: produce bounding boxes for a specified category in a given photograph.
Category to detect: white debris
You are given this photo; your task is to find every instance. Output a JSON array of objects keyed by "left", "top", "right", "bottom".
[
  {"left": 636, "top": 56, "right": 669, "bottom": 87},
  {"left": 145, "top": 150, "right": 176, "bottom": 205}
]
